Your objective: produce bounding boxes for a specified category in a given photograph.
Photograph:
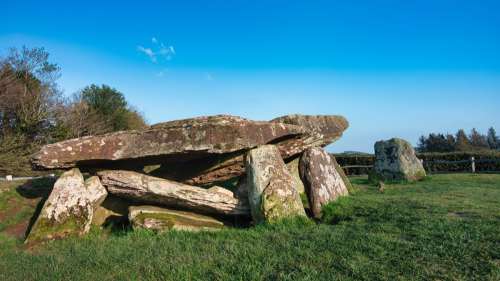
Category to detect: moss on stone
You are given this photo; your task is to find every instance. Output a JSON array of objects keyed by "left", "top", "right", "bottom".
[
  {"left": 26, "top": 215, "right": 87, "bottom": 244},
  {"left": 261, "top": 187, "right": 306, "bottom": 224},
  {"left": 131, "top": 209, "right": 224, "bottom": 232}
]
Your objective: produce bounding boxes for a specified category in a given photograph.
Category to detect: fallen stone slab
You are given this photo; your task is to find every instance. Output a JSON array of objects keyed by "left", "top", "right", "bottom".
[
  {"left": 129, "top": 206, "right": 224, "bottom": 232},
  {"left": 300, "top": 147, "right": 349, "bottom": 218},
  {"left": 26, "top": 169, "right": 107, "bottom": 243},
  {"left": 98, "top": 170, "right": 250, "bottom": 216},
  {"left": 370, "top": 138, "right": 426, "bottom": 182},
  {"left": 245, "top": 145, "right": 306, "bottom": 224}
]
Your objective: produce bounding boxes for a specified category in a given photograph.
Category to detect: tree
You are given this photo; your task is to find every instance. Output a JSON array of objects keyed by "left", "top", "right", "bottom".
[
  {"left": 487, "top": 127, "right": 498, "bottom": 150},
  {"left": 469, "top": 128, "right": 489, "bottom": 150},
  {"left": 420, "top": 133, "right": 455, "bottom": 153},
  {"left": 0, "top": 46, "right": 64, "bottom": 176},
  {"left": 61, "top": 84, "right": 147, "bottom": 138},
  {"left": 0, "top": 46, "right": 62, "bottom": 140},
  {"left": 417, "top": 135, "right": 427, "bottom": 152},
  {"left": 0, "top": 47, "right": 147, "bottom": 176},
  {"left": 455, "top": 129, "right": 470, "bottom": 151}
]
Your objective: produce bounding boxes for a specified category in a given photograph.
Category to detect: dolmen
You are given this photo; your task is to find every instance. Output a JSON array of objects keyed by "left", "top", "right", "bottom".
[{"left": 27, "top": 114, "right": 351, "bottom": 242}]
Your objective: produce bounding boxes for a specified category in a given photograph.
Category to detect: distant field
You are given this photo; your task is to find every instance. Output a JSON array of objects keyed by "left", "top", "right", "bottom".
[{"left": 0, "top": 174, "right": 499, "bottom": 281}]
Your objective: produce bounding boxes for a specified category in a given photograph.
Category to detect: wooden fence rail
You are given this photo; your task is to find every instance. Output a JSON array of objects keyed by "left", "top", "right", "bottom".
[{"left": 340, "top": 157, "right": 500, "bottom": 175}]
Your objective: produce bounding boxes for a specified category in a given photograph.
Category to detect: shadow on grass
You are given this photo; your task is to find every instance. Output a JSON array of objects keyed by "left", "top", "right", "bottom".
[{"left": 15, "top": 178, "right": 55, "bottom": 239}]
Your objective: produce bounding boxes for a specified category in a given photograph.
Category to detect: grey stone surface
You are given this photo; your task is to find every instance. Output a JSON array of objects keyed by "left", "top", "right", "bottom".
[
  {"left": 245, "top": 145, "right": 306, "bottom": 224},
  {"left": 371, "top": 138, "right": 426, "bottom": 182},
  {"left": 26, "top": 169, "right": 107, "bottom": 243},
  {"left": 129, "top": 206, "right": 224, "bottom": 232}
]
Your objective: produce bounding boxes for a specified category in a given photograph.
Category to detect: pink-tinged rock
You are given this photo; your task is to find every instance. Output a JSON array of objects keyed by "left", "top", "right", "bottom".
[{"left": 299, "top": 147, "right": 349, "bottom": 218}]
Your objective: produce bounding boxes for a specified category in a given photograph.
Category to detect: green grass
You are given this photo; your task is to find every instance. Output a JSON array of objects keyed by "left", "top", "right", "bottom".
[{"left": 0, "top": 174, "right": 499, "bottom": 280}]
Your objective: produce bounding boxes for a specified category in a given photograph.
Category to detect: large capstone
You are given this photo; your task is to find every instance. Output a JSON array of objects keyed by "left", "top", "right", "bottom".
[
  {"left": 371, "top": 138, "right": 426, "bottom": 182},
  {"left": 129, "top": 206, "right": 224, "bottom": 232},
  {"left": 98, "top": 170, "right": 250, "bottom": 216},
  {"left": 271, "top": 114, "right": 349, "bottom": 146},
  {"left": 299, "top": 147, "right": 349, "bottom": 218},
  {"left": 32, "top": 115, "right": 329, "bottom": 185},
  {"left": 26, "top": 169, "right": 107, "bottom": 243},
  {"left": 245, "top": 145, "right": 306, "bottom": 224}
]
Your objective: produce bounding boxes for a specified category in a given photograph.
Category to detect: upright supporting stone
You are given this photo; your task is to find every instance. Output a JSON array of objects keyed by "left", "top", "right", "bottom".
[
  {"left": 26, "top": 169, "right": 108, "bottom": 243},
  {"left": 300, "top": 147, "right": 349, "bottom": 218},
  {"left": 245, "top": 145, "right": 306, "bottom": 224}
]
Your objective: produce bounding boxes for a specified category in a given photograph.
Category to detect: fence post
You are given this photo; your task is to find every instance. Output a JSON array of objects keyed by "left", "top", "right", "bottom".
[{"left": 471, "top": 157, "right": 476, "bottom": 173}]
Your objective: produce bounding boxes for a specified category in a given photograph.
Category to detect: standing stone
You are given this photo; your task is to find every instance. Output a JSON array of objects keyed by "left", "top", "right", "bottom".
[
  {"left": 129, "top": 206, "right": 224, "bottom": 232},
  {"left": 299, "top": 147, "right": 349, "bottom": 218},
  {"left": 245, "top": 145, "right": 306, "bottom": 224},
  {"left": 26, "top": 169, "right": 107, "bottom": 243},
  {"left": 371, "top": 138, "right": 426, "bottom": 182}
]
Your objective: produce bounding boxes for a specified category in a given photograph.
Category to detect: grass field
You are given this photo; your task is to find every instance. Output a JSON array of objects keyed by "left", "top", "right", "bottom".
[{"left": 0, "top": 174, "right": 499, "bottom": 280}]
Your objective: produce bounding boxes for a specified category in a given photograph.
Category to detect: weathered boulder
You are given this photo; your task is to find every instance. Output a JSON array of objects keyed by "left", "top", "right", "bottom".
[
  {"left": 371, "top": 138, "right": 426, "bottom": 182},
  {"left": 32, "top": 115, "right": 325, "bottom": 185},
  {"left": 98, "top": 170, "right": 249, "bottom": 216},
  {"left": 299, "top": 147, "right": 349, "bottom": 218},
  {"left": 26, "top": 169, "right": 107, "bottom": 243},
  {"left": 271, "top": 114, "right": 349, "bottom": 146},
  {"left": 245, "top": 145, "right": 306, "bottom": 224},
  {"left": 129, "top": 206, "right": 224, "bottom": 232}
]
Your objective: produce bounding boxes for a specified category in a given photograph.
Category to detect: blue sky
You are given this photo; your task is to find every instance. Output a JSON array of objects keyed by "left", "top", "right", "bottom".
[{"left": 2, "top": 0, "right": 499, "bottom": 152}]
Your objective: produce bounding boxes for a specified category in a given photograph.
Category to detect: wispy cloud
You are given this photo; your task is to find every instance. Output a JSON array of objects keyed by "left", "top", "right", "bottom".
[
  {"left": 159, "top": 43, "right": 175, "bottom": 61},
  {"left": 137, "top": 37, "right": 175, "bottom": 63},
  {"left": 137, "top": 46, "right": 157, "bottom": 63}
]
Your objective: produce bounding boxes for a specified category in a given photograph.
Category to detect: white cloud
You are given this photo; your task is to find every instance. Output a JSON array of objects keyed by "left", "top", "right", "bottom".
[
  {"left": 137, "top": 46, "right": 157, "bottom": 63},
  {"left": 137, "top": 38, "right": 175, "bottom": 63}
]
